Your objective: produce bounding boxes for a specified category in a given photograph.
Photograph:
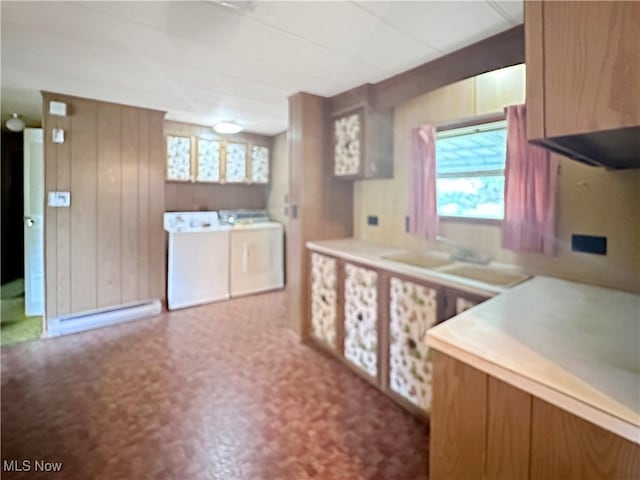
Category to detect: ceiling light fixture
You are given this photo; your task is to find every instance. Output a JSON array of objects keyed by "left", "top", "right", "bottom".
[
  {"left": 213, "top": 122, "right": 243, "bottom": 134},
  {"left": 6, "top": 113, "right": 26, "bottom": 132}
]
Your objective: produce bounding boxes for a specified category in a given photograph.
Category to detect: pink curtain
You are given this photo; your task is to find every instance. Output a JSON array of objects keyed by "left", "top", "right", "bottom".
[
  {"left": 502, "top": 104, "right": 558, "bottom": 255},
  {"left": 408, "top": 125, "right": 438, "bottom": 239}
]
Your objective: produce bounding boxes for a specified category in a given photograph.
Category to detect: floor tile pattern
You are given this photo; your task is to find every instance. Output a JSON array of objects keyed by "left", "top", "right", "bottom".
[{"left": 1, "top": 291, "right": 429, "bottom": 479}]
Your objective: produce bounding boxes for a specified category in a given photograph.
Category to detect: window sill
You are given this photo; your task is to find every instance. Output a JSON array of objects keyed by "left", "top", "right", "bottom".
[{"left": 439, "top": 215, "right": 502, "bottom": 227}]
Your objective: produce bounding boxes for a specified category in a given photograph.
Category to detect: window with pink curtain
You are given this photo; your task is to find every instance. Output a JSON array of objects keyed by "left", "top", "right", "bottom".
[
  {"left": 502, "top": 104, "right": 558, "bottom": 255},
  {"left": 408, "top": 125, "right": 438, "bottom": 240}
]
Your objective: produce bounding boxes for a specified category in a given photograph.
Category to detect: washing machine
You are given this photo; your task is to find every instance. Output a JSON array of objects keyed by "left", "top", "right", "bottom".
[
  {"left": 219, "top": 210, "right": 285, "bottom": 297},
  {"left": 164, "top": 211, "right": 231, "bottom": 310}
]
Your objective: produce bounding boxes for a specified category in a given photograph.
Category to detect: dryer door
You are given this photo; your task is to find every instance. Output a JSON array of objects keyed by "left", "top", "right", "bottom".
[{"left": 229, "top": 224, "right": 284, "bottom": 297}]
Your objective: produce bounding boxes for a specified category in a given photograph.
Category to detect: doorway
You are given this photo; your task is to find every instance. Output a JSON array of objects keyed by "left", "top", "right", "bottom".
[{"left": 1, "top": 128, "right": 43, "bottom": 345}]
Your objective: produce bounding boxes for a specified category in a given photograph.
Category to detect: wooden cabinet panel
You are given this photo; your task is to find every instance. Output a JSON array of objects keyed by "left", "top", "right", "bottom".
[
  {"left": 524, "top": 0, "right": 545, "bottom": 140},
  {"left": 388, "top": 276, "right": 438, "bottom": 413},
  {"left": 343, "top": 263, "right": 379, "bottom": 378},
  {"left": 430, "top": 351, "right": 487, "bottom": 480},
  {"left": 531, "top": 397, "right": 640, "bottom": 479},
  {"left": 330, "top": 86, "right": 393, "bottom": 181},
  {"left": 543, "top": 1, "right": 640, "bottom": 137},
  {"left": 486, "top": 377, "right": 532, "bottom": 480},
  {"left": 526, "top": 1, "right": 640, "bottom": 140},
  {"left": 309, "top": 253, "right": 338, "bottom": 350}
]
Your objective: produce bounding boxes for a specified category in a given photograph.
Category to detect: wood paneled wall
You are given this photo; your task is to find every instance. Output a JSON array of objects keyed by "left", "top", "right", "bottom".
[
  {"left": 42, "top": 92, "right": 166, "bottom": 320},
  {"left": 164, "top": 120, "right": 270, "bottom": 212},
  {"left": 287, "top": 93, "right": 353, "bottom": 337}
]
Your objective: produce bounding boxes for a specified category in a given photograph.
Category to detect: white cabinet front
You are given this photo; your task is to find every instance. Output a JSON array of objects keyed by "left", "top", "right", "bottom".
[
  {"left": 343, "top": 263, "right": 378, "bottom": 378},
  {"left": 310, "top": 253, "right": 338, "bottom": 350},
  {"left": 389, "top": 277, "right": 438, "bottom": 413}
]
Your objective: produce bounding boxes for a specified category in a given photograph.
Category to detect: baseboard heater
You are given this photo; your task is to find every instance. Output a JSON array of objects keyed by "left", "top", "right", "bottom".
[{"left": 46, "top": 299, "right": 162, "bottom": 337}]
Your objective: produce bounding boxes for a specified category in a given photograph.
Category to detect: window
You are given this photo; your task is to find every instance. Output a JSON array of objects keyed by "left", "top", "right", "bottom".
[{"left": 436, "top": 119, "right": 506, "bottom": 220}]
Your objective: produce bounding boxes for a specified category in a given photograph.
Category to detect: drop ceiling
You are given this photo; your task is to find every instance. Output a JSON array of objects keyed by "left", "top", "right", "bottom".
[{"left": 1, "top": 1, "right": 522, "bottom": 136}]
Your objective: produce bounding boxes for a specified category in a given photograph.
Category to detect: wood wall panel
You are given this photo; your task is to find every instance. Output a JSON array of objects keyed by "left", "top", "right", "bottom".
[
  {"left": 42, "top": 92, "right": 166, "bottom": 322},
  {"left": 430, "top": 351, "right": 487, "bottom": 480},
  {"left": 486, "top": 377, "right": 532, "bottom": 480},
  {"left": 530, "top": 397, "right": 640, "bottom": 479},
  {"left": 97, "top": 103, "right": 123, "bottom": 308},
  {"left": 69, "top": 99, "right": 98, "bottom": 313},
  {"left": 44, "top": 106, "right": 58, "bottom": 319},
  {"left": 137, "top": 111, "right": 150, "bottom": 300},
  {"left": 288, "top": 92, "right": 353, "bottom": 338},
  {"left": 55, "top": 115, "right": 72, "bottom": 316},
  {"left": 148, "top": 112, "right": 166, "bottom": 301},
  {"left": 121, "top": 108, "right": 139, "bottom": 304},
  {"left": 164, "top": 183, "right": 266, "bottom": 212}
]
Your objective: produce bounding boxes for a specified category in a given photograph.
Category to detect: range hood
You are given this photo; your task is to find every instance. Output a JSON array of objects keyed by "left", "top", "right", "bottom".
[{"left": 531, "top": 125, "right": 640, "bottom": 169}]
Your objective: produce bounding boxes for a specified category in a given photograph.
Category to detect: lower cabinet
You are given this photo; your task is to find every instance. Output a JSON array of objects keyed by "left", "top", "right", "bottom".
[
  {"left": 309, "top": 252, "right": 338, "bottom": 350},
  {"left": 388, "top": 276, "right": 439, "bottom": 413},
  {"left": 343, "top": 263, "right": 379, "bottom": 378},
  {"left": 430, "top": 351, "right": 640, "bottom": 480},
  {"left": 307, "top": 248, "right": 491, "bottom": 418}
]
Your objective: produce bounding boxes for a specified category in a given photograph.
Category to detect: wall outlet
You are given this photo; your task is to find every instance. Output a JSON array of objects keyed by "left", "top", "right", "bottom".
[
  {"left": 48, "top": 191, "right": 71, "bottom": 208},
  {"left": 571, "top": 234, "right": 607, "bottom": 255}
]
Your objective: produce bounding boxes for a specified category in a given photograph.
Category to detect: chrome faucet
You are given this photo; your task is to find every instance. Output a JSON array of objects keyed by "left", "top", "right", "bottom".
[{"left": 436, "top": 235, "right": 490, "bottom": 265}]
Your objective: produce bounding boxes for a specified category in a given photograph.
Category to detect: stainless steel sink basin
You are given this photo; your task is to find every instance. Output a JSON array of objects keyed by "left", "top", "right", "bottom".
[
  {"left": 436, "top": 263, "right": 531, "bottom": 287},
  {"left": 382, "top": 251, "right": 451, "bottom": 270}
]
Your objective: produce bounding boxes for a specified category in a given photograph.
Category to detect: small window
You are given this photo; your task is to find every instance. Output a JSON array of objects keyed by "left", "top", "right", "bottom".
[{"left": 436, "top": 120, "right": 506, "bottom": 220}]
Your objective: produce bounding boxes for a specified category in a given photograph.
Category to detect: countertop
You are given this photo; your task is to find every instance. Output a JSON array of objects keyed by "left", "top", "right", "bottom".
[
  {"left": 426, "top": 276, "right": 640, "bottom": 444},
  {"left": 306, "top": 238, "right": 512, "bottom": 297}
]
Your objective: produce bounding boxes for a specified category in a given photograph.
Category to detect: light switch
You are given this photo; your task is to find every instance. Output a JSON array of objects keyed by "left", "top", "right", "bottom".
[
  {"left": 52, "top": 128, "right": 65, "bottom": 144},
  {"left": 48, "top": 191, "right": 71, "bottom": 208}
]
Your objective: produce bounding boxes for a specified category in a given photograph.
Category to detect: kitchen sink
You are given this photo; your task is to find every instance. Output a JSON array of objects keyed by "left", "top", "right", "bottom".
[
  {"left": 381, "top": 251, "right": 452, "bottom": 270},
  {"left": 436, "top": 263, "right": 531, "bottom": 287}
]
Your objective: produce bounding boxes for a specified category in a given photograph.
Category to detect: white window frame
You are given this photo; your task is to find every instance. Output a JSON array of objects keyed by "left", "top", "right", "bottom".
[{"left": 435, "top": 116, "right": 507, "bottom": 223}]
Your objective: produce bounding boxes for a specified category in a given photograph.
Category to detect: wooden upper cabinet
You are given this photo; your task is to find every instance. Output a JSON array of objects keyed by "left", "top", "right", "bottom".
[
  {"left": 526, "top": 1, "right": 640, "bottom": 139},
  {"left": 331, "top": 88, "right": 393, "bottom": 180},
  {"left": 333, "top": 109, "right": 363, "bottom": 177},
  {"left": 164, "top": 121, "right": 272, "bottom": 184}
]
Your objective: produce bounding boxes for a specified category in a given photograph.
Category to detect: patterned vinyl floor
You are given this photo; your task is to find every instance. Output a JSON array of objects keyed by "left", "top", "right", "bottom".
[{"left": 1, "top": 291, "right": 429, "bottom": 480}]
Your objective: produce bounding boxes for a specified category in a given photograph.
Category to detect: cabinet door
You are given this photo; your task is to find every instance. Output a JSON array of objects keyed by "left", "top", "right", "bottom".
[
  {"left": 196, "top": 139, "right": 221, "bottom": 182},
  {"left": 542, "top": 1, "right": 640, "bottom": 137},
  {"left": 250, "top": 145, "right": 270, "bottom": 183},
  {"left": 343, "top": 263, "right": 378, "bottom": 378},
  {"left": 442, "top": 287, "right": 490, "bottom": 322},
  {"left": 333, "top": 110, "right": 363, "bottom": 177},
  {"left": 389, "top": 276, "right": 439, "bottom": 413},
  {"left": 310, "top": 253, "right": 338, "bottom": 350},
  {"left": 166, "top": 135, "right": 192, "bottom": 181},
  {"left": 225, "top": 142, "right": 247, "bottom": 183}
]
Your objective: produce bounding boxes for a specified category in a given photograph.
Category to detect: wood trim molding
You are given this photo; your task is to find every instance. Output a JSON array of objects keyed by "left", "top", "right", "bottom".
[{"left": 329, "top": 25, "right": 524, "bottom": 113}]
